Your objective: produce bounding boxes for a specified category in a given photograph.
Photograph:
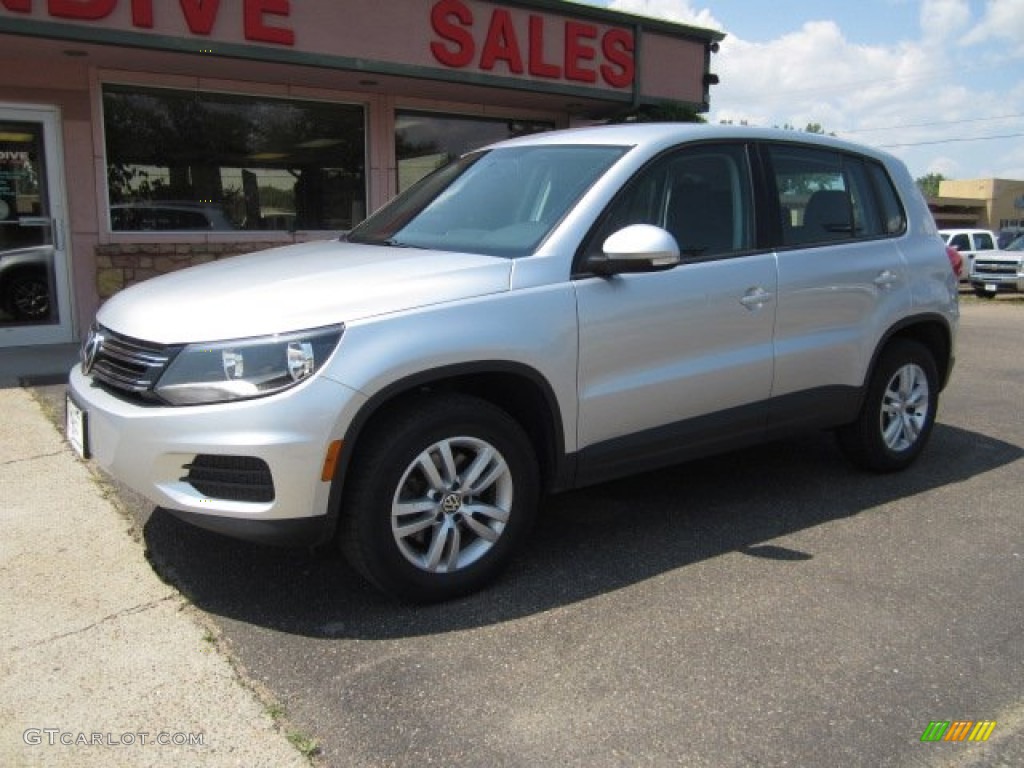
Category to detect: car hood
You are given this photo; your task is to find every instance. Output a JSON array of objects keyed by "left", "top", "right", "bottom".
[{"left": 96, "top": 240, "right": 513, "bottom": 343}]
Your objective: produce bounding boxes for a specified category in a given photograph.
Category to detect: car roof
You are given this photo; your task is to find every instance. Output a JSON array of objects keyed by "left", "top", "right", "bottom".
[{"left": 485, "top": 123, "right": 901, "bottom": 165}]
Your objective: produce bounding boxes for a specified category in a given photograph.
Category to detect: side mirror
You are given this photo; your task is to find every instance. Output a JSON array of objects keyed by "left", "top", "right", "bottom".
[{"left": 586, "top": 224, "right": 681, "bottom": 275}]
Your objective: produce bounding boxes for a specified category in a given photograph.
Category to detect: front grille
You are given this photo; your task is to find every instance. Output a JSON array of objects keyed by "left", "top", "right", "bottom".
[
  {"left": 182, "top": 455, "right": 275, "bottom": 503},
  {"left": 84, "top": 326, "right": 178, "bottom": 397},
  {"left": 972, "top": 261, "right": 1019, "bottom": 276}
]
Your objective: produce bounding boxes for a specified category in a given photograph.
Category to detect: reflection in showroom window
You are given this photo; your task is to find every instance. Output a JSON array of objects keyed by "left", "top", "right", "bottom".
[
  {"left": 103, "top": 85, "right": 366, "bottom": 232},
  {"left": 1, "top": 120, "right": 57, "bottom": 325},
  {"left": 395, "top": 111, "right": 552, "bottom": 193}
]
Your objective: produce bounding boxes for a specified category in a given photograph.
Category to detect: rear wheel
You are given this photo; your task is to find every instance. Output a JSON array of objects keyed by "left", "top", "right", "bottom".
[
  {"left": 837, "top": 339, "right": 938, "bottom": 472},
  {"left": 340, "top": 393, "right": 539, "bottom": 602}
]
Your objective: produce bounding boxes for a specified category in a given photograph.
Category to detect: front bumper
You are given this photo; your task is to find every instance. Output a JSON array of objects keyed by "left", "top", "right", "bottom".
[
  {"left": 67, "top": 365, "right": 366, "bottom": 545},
  {"left": 969, "top": 272, "right": 1024, "bottom": 293}
]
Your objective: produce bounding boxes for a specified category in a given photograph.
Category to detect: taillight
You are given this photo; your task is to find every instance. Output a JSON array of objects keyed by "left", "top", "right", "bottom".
[{"left": 946, "top": 245, "right": 963, "bottom": 278}]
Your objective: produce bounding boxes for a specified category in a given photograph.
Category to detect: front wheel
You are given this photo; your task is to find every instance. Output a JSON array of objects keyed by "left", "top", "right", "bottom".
[
  {"left": 837, "top": 339, "right": 939, "bottom": 472},
  {"left": 339, "top": 394, "right": 539, "bottom": 602}
]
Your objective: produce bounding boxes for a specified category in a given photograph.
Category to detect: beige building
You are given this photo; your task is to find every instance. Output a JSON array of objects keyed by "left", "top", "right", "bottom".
[{"left": 934, "top": 178, "right": 1024, "bottom": 237}]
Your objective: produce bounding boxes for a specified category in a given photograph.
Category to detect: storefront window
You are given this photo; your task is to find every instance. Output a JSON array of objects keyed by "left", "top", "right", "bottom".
[
  {"left": 395, "top": 111, "right": 552, "bottom": 193},
  {"left": 103, "top": 85, "right": 366, "bottom": 232}
]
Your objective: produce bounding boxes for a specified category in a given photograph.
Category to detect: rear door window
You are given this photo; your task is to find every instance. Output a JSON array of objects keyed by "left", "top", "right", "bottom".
[{"left": 767, "top": 145, "right": 891, "bottom": 247}]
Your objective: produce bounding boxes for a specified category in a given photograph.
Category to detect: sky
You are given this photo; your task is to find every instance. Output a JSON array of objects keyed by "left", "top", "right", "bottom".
[{"left": 578, "top": 0, "right": 1024, "bottom": 181}]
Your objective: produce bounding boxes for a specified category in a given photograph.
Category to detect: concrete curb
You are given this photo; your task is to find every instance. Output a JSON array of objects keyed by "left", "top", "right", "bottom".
[{"left": 0, "top": 386, "right": 310, "bottom": 768}]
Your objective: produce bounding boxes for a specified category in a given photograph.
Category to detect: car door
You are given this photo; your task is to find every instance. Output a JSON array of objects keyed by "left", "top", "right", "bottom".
[
  {"left": 765, "top": 144, "right": 911, "bottom": 432},
  {"left": 573, "top": 142, "right": 778, "bottom": 483}
]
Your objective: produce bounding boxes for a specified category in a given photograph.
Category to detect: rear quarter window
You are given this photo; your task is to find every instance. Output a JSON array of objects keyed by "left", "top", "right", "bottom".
[{"left": 866, "top": 162, "right": 907, "bottom": 236}]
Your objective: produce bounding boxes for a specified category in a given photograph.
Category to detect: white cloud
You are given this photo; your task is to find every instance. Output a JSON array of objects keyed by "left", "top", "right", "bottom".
[
  {"left": 919, "top": 0, "right": 971, "bottom": 43},
  {"left": 962, "top": 0, "right": 1024, "bottom": 54},
  {"left": 711, "top": 21, "right": 947, "bottom": 136}
]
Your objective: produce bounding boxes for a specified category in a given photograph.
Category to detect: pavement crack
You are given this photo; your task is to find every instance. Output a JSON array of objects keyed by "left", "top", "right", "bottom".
[
  {"left": 12, "top": 595, "right": 178, "bottom": 651},
  {"left": 1, "top": 450, "right": 67, "bottom": 466}
]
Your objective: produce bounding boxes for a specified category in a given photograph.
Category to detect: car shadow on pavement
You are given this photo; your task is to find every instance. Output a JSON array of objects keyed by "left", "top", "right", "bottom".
[{"left": 139, "top": 421, "right": 1022, "bottom": 640}]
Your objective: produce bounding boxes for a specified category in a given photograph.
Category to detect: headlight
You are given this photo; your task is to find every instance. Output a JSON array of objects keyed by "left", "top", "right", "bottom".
[{"left": 155, "top": 325, "right": 344, "bottom": 405}]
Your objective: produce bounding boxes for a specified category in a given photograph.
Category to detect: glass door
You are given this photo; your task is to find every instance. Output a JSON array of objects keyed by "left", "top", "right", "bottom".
[{"left": 0, "top": 105, "right": 72, "bottom": 345}]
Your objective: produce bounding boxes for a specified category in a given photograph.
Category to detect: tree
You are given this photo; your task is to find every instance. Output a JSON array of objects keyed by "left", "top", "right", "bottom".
[
  {"left": 916, "top": 173, "right": 946, "bottom": 198},
  {"left": 608, "top": 103, "right": 706, "bottom": 124},
  {"left": 773, "top": 122, "right": 835, "bottom": 136}
]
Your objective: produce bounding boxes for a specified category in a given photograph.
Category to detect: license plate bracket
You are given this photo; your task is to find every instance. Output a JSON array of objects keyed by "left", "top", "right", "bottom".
[{"left": 66, "top": 394, "right": 89, "bottom": 459}]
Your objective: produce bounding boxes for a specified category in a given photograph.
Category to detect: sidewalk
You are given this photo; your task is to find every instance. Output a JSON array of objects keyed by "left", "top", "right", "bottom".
[{"left": 0, "top": 350, "right": 309, "bottom": 767}]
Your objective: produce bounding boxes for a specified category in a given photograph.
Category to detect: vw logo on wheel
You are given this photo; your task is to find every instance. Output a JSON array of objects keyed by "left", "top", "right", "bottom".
[
  {"left": 81, "top": 329, "right": 104, "bottom": 375},
  {"left": 441, "top": 493, "right": 462, "bottom": 514}
]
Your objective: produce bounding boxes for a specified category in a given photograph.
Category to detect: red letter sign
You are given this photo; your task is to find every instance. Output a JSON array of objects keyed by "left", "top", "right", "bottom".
[
  {"left": 131, "top": 0, "right": 153, "bottom": 28},
  {"left": 528, "top": 14, "right": 560, "bottom": 79},
  {"left": 430, "top": 0, "right": 474, "bottom": 68},
  {"left": 480, "top": 8, "right": 523, "bottom": 73},
  {"left": 48, "top": 0, "right": 115, "bottom": 19},
  {"left": 179, "top": 0, "right": 220, "bottom": 35},
  {"left": 601, "top": 28, "right": 634, "bottom": 88},
  {"left": 244, "top": 0, "right": 294, "bottom": 45},
  {"left": 564, "top": 21, "right": 597, "bottom": 83}
]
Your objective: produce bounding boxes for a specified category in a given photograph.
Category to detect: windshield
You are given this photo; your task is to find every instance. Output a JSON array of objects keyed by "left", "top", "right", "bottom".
[
  {"left": 1006, "top": 235, "right": 1024, "bottom": 251},
  {"left": 347, "top": 145, "right": 628, "bottom": 258}
]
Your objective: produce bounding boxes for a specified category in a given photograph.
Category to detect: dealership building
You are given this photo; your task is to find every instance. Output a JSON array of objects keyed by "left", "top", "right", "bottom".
[{"left": 0, "top": 0, "right": 722, "bottom": 349}]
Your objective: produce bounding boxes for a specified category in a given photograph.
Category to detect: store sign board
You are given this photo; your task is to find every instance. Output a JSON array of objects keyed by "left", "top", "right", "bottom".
[
  {"left": 1, "top": 0, "right": 710, "bottom": 102},
  {"left": 0, "top": 0, "right": 295, "bottom": 45}
]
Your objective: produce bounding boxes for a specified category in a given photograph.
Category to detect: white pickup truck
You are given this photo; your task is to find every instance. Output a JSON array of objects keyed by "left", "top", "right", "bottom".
[{"left": 970, "top": 235, "right": 1024, "bottom": 298}]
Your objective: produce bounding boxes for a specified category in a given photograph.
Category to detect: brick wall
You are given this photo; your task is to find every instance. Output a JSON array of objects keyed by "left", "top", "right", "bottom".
[{"left": 94, "top": 242, "right": 280, "bottom": 298}]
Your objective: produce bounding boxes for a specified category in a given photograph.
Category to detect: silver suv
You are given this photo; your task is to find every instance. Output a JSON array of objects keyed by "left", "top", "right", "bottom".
[{"left": 67, "top": 125, "right": 958, "bottom": 601}]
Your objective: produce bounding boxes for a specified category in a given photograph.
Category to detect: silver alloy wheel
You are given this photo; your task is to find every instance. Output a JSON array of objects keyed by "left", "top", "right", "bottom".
[
  {"left": 391, "top": 435, "right": 514, "bottom": 573},
  {"left": 879, "top": 362, "right": 930, "bottom": 452}
]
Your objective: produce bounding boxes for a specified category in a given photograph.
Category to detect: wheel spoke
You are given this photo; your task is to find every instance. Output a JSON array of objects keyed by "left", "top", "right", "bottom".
[
  {"left": 460, "top": 446, "right": 495, "bottom": 491},
  {"left": 903, "top": 413, "right": 921, "bottom": 443},
  {"left": 435, "top": 440, "right": 459, "bottom": 487},
  {"left": 393, "top": 501, "right": 439, "bottom": 540},
  {"left": 424, "top": 520, "right": 460, "bottom": 572},
  {"left": 883, "top": 415, "right": 904, "bottom": 447},
  {"left": 464, "top": 457, "right": 507, "bottom": 497},
  {"left": 463, "top": 500, "right": 510, "bottom": 525},
  {"left": 416, "top": 452, "right": 445, "bottom": 493},
  {"left": 461, "top": 513, "right": 499, "bottom": 543}
]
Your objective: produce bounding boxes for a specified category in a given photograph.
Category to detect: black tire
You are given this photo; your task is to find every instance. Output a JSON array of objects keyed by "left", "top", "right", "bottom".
[
  {"left": 837, "top": 339, "right": 939, "bottom": 472},
  {"left": 339, "top": 393, "right": 539, "bottom": 602},
  {"left": 972, "top": 288, "right": 996, "bottom": 299}
]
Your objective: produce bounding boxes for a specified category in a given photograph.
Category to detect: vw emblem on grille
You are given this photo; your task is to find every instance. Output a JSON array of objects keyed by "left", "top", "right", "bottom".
[{"left": 81, "top": 329, "right": 104, "bottom": 375}]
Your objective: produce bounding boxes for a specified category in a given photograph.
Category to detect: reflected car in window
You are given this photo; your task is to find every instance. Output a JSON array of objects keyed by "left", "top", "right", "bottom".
[
  {"left": 110, "top": 202, "right": 238, "bottom": 232},
  {"left": 0, "top": 245, "right": 54, "bottom": 322}
]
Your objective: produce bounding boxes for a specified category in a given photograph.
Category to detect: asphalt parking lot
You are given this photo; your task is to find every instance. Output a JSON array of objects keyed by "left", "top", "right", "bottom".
[{"left": 35, "top": 297, "right": 1023, "bottom": 767}]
